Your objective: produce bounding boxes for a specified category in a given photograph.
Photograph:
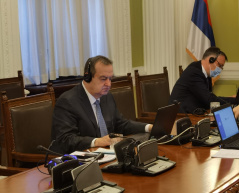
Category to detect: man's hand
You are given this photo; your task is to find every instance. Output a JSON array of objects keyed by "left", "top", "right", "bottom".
[
  {"left": 233, "top": 105, "right": 239, "bottom": 119},
  {"left": 94, "top": 135, "right": 111, "bottom": 147}
]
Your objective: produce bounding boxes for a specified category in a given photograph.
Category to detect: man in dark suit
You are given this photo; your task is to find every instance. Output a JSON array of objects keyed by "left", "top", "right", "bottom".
[
  {"left": 169, "top": 47, "right": 236, "bottom": 114},
  {"left": 51, "top": 55, "right": 153, "bottom": 153}
]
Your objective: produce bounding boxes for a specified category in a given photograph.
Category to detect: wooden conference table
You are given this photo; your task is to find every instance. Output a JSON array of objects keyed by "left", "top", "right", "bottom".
[{"left": 0, "top": 114, "right": 239, "bottom": 193}]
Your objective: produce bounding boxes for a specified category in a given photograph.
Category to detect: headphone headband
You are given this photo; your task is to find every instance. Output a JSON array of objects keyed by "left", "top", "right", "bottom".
[{"left": 84, "top": 58, "right": 92, "bottom": 82}]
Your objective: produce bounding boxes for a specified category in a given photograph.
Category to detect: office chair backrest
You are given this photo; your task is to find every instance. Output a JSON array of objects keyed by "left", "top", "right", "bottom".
[
  {"left": 135, "top": 67, "right": 170, "bottom": 117},
  {"left": 110, "top": 73, "right": 136, "bottom": 121},
  {"left": 25, "top": 76, "right": 84, "bottom": 100},
  {"left": 1, "top": 83, "right": 55, "bottom": 167},
  {"left": 0, "top": 71, "right": 25, "bottom": 126}
]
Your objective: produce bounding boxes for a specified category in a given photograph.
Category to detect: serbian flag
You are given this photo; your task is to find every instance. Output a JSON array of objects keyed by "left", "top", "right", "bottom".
[{"left": 186, "top": 0, "right": 215, "bottom": 61}]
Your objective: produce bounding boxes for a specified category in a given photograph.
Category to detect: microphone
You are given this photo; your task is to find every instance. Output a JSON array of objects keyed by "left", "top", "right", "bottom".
[
  {"left": 157, "top": 135, "right": 169, "bottom": 143},
  {"left": 37, "top": 141, "right": 63, "bottom": 169},
  {"left": 109, "top": 133, "right": 140, "bottom": 145},
  {"left": 109, "top": 133, "right": 127, "bottom": 139},
  {"left": 37, "top": 144, "right": 63, "bottom": 156},
  {"left": 173, "top": 99, "right": 189, "bottom": 117}
]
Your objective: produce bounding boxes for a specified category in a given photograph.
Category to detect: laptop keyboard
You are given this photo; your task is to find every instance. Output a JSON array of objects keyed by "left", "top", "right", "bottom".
[{"left": 227, "top": 139, "right": 239, "bottom": 148}]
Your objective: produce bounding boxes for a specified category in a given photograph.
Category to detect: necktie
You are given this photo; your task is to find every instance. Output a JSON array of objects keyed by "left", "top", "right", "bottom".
[{"left": 94, "top": 100, "right": 108, "bottom": 137}]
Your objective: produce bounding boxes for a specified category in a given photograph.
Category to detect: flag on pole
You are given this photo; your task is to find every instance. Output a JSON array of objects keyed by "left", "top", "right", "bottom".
[{"left": 186, "top": 0, "right": 215, "bottom": 61}]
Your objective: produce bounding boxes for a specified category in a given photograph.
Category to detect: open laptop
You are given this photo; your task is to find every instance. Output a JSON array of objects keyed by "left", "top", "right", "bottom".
[
  {"left": 212, "top": 103, "right": 239, "bottom": 149},
  {"left": 131, "top": 103, "right": 180, "bottom": 143}
]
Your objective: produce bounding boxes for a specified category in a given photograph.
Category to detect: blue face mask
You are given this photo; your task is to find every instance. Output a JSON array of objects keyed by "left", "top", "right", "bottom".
[{"left": 210, "top": 66, "right": 222, "bottom": 77}]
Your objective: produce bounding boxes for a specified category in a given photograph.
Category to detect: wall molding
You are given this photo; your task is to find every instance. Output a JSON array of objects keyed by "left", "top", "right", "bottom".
[{"left": 220, "top": 62, "right": 239, "bottom": 80}]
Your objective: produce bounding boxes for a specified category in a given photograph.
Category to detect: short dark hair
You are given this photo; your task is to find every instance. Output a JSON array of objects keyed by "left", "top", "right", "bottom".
[
  {"left": 202, "top": 46, "right": 228, "bottom": 61},
  {"left": 84, "top": 55, "right": 113, "bottom": 77}
]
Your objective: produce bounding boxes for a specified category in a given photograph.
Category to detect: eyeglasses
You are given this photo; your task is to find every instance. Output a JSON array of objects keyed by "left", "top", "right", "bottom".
[{"left": 216, "top": 61, "right": 224, "bottom": 70}]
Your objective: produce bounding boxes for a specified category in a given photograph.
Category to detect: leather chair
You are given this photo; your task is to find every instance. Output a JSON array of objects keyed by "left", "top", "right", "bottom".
[
  {"left": 0, "top": 71, "right": 24, "bottom": 125},
  {"left": 1, "top": 83, "right": 56, "bottom": 168},
  {"left": 0, "top": 71, "right": 25, "bottom": 165},
  {"left": 135, "top": 67, "right": 170, "bottom": 117},
  {"left": 25, "top": 76, "right": 84, "bottom": 99},
  {"left": 110, "top": 73, "right": 136, "bottom": 121}
]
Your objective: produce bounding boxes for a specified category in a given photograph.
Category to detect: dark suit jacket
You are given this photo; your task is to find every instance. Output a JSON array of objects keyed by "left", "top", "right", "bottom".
[
  {"left": 51, "top": 82, "right": 146, "bottom": 153},
  {"left": 169, "top": 61, "right": 236, "bottom": 113}
]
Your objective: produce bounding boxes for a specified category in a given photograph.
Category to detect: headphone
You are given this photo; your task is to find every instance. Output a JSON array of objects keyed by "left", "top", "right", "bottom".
[
  {"left": 84, "top": 58, "right": 92, "bottom": 82},
  {"left": 193, "top": 108, "right": 207, "bottom": 116},
  {"left": 209, "top": 50, "right": 221, "bottom": 64},
  {"left": 47, "top": 154, "right": 78, "bottom": 174}
]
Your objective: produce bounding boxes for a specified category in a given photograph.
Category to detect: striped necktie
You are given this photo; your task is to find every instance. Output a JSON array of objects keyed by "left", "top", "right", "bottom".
[{"left": 94, "top": 100, "right": 108, "bottom": 137}]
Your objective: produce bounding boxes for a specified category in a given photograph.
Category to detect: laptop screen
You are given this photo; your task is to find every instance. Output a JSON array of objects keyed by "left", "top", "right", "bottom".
[{"left": 213, "top": 105, "right": 239, "bottom": 140}]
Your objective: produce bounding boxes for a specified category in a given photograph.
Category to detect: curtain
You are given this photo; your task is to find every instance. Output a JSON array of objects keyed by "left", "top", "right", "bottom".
[
  {"left": 0, "top": 0, "right": 22, "bottom": 79},
  {"left": 18, "top": 0, "right": 108, "bottom": 85},
  {"left": 104, "top": 0, "right": 133, "bottom": 76},
  {"left": 142, "top": 0, "right": 194, "bottom": 91}
]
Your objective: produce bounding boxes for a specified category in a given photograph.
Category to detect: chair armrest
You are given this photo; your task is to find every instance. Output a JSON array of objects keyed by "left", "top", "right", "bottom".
[
  {"left": 0, "top": 166, "right": 28, "bottom": 176},
  {"left": 11, "top": 152, "right": 57, "bottom": 163}
]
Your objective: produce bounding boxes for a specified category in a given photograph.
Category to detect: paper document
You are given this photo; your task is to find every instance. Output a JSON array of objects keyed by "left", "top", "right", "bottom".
[
  {"left": 93, "top": 148, "right": 115, "bottom": 154},
  {"left": 70, "top": 150, "right": 116, "bottom": 163},
  {"left": 212, "top": 149, "right": 239, "bottom": 159},
  {"left": 97, "top": 154, "right": 116, "bottom": 164}
]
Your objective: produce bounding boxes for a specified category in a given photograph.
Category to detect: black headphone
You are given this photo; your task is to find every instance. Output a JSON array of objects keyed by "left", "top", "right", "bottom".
[
  {"left": 46, "top": 154, "right": 78, "bottom": 175},
  {"left": 193, "top": 108, "right": 207, "bottom": 116},
  {"left": 84, "top": 58, "right": 92, "bottom": 82},
  {"left": 209, "top": 50, "right": 221, "bottom": 64}
]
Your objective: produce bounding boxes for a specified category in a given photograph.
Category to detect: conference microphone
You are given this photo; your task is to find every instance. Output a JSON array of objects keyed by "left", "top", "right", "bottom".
[
  {"left": 71, "top": 153, "right": 104, "bottom": 193},
  {"left": 109, "top": 133, "right": 138, "bottom": 140},
  {"left": 109, "top": 133, "right": 129, "bottom": 139},
  {"left": 37, "top": 141, "right": 64, "bottom": 170},
  {"left": 157, "top": 135, "right": 169, "bottom": 143},
  {"left": 109, "top": 133, "right": 140, "bottom": 146},
  {"left": 173, "top": 99, "right": 189, "bottom": 117}
]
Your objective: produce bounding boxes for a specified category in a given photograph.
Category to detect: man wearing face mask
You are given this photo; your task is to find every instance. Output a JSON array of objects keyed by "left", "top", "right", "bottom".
[{"left": 169, "top": 46, "right": 236, "bottom": 114}]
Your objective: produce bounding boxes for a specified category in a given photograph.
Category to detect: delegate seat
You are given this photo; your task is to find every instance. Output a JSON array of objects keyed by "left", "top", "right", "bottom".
[
  {"left": 0, "top": 71, "right": 25, "bottom": 165},
  {"left": 1, "top": 83, "right": 56, "bottom": 168},
  {"left": 135, "top": 67, "right": 170, "bottom": 117},
  {"left": 110, "top": 73, "right": 136, "bottom": 121}
]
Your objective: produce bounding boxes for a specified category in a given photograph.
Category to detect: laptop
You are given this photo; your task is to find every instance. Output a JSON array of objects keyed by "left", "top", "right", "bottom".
[
  {"left": 212, "top": 103, "right": 239, "bottom": 149},
  {"left": 131, "top": 103, "right": 180, "bottom": 143}
]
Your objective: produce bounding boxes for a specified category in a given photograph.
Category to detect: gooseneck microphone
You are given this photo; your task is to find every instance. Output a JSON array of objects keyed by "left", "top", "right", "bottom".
[
  {"left": 109, "top": 133, "right": 137, "bottom": 141},
  {"left": 173, "top": 100, "right": 189, "bottom": 117},
  {"left": 37, "top": 145, "right": 63, "bottom": 156},
  {"left": 109, "top": 133, "right": 140, "bottom": 146},
  {"left": 37, "top": 140, "right": 63, "bottom": 170},
  {"left": 109, "top": 133, "right": 128, "bottom": 139}
]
